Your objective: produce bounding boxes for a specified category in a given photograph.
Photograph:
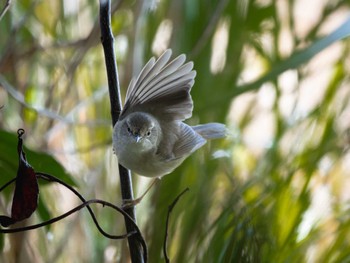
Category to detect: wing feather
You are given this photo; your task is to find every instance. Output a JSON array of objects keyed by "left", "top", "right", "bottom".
[
  {"left": 121, "top": 49, "right": 195, "bottom": 121},
  {"left": 125, "top": 57, "right": 156, "bottom": 102},
  {"left": 172, "top": 123, "right": 206, "bottom": 158}
]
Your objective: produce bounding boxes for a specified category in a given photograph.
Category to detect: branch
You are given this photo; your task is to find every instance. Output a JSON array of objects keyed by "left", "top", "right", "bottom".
[
  {"left": 0, "top": 173, "right": 148, "bottom": 261},
  {"left": 0, "top": 198, "right": 146, "bottom": 262},
  {"left": 0, "top": 0, "right": 10, "bottom": 21},
  {"left": 36, "top": 172, "right": 137, "bottom": 240},
  {"left": 163, "top": 188, "right": 189, "bottom": 263},
  {"left": 0, "top": 199, "right": 129, "bottom": 236},
  {"left": 0, "top": 174, "right": 123, "bottom": 238},
  {"left": 0, "top": 172, "right": 148, "bottom": 262},
  {"left": 0, "top": 75, "right": 109, "bottom": 127},
  {"left": 99, "top": 0, "right": 146, "bottom": 262}
]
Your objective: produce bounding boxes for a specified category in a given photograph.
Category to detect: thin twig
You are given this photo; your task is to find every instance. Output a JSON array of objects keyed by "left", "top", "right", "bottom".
[
  {"left": 49, "top": 139, "right": 111, "bottom": 155},
  {"left": 0, "top": 173, "right": 131, "bottom": 239},
  {"left": 0, "top": 199, "right": 120, "bottom": 234},
  {"left": 0, "top": 0, "right": 10, "bottom": 21},
  {"left": 0, "top": 172, "right": 147, "bottom": 260},
  {"left": 0, "top": 173, "right": 147, "bottom": 261},
  {"left": 163, "top": 188, "right": 190, "bottom": 263},
  {"left": 36, "top": 172, "right": 136, "bottom": 240},
  {"left": 0, "top": 75, "right": 109, "bottom": 127},
  {"left": 0, "top": 178, "right": 15, "bottom": 192}
]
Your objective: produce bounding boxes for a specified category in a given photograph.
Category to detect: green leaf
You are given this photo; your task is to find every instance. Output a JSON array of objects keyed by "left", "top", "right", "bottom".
[
  {"left": 235, "top": 16, "right": 350, "bottom": 95},
  {"left": 0, "top": 129, "right": 77, "bottom": 188},
  {"left": 37, "top": 197, "right": 52, "bottom": 230}
]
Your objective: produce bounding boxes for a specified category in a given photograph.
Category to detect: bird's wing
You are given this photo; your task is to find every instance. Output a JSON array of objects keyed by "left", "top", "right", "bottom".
[
  {"left": 121, "top": 49, "right": 195, "bottom": 122},
  {"left": 171, "top": 123, "right": 206, "bottom": 159}
]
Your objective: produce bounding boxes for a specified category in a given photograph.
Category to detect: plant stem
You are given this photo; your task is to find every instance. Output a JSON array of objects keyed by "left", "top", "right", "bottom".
[{"left": 99, "top": 1, "right": 145, "bottom": 262}]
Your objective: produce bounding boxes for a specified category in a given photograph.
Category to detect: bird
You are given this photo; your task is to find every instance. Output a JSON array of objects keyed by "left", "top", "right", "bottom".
[{"left": 112, "top": 49, "right": 226, "bottom": 178}]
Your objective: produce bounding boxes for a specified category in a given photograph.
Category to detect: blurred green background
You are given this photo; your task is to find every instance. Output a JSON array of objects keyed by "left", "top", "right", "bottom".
[{"left": 1, "top": 0, "right": 350, "bottom": 262}]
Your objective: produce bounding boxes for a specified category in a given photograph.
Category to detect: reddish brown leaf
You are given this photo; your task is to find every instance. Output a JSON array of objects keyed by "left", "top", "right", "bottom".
[
  {"left": 0, "top": 129, "right": 39, "bottom": 227},
  {"left": 11, "top": 161, "right": 39, "bottom": 221}
]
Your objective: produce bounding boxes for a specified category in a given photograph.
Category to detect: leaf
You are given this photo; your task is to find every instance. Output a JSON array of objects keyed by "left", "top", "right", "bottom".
[
  {"left": 11, "top": 156, "right": 38, "bottom": 222},
  {"left": 235, "top": 16, "right": 350, "bottom": 95},
  {"left": 37, "top": 197, "right": 52, "bottom": 230},
  {"left": 0, "top": 129, "right": 39, "bottom": 227},
  {"left": 0, "top": 129, "right": 77, "bottom": 188}
]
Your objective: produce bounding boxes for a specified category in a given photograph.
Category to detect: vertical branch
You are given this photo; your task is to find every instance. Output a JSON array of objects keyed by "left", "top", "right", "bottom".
[{"left": 99, "top": 1, "right": 145, "bottom": 262}]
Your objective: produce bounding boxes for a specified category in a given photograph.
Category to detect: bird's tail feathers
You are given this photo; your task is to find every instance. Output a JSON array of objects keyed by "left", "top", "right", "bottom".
[{"left": 192, "top": 123, "right": 226, "bottom": 140}]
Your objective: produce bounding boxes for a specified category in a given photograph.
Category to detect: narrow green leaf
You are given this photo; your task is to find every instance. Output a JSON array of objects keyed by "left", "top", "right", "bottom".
[{"left": 235, "top": 16, "right": 350, "bottom": 95}]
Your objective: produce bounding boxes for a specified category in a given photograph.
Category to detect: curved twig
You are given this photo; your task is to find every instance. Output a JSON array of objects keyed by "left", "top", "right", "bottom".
[
  {"left": 163, "top": 188, "right": 189, "bottom": 263},
  {"left": 36, "top": 172, "right": 147, "bottom": 261},
  {"left": 0, "top": 173, "right": 148, "bottom": 262},
  {"left": 0, "top": 178, "right": 15, "bottom": 192},
  {"left": 36, "top": 172, "right": 133, "bottom": 239},
  {"left": 0, "top": 199, "right": 124, "bottom": 234}
]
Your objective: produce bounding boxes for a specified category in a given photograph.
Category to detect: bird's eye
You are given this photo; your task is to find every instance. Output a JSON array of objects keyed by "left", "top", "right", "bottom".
[
  {"left": 147, "top": 131, "right": 151, "bottom": 136},
  {"left": 127, "top": 127, "right": 131, "bottom": 133}
]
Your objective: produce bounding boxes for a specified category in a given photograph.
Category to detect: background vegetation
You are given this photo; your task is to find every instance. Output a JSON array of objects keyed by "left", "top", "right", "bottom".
[{"left": 1, "top": 0, "right": 350, "bottom": 262}]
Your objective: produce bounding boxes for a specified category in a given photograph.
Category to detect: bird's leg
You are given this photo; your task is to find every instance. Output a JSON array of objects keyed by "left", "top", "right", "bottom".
[{"left": 122, "top": 177, "right": 161, "bottom": 208}]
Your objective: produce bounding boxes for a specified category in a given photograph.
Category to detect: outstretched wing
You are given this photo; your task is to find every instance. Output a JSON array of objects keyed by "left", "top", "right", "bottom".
[
  {"left": 172, "top": 123, "right": 206, "bottom": 159},
  {"left": 120, "top": 49, "right": 196, "bottom": 122}
]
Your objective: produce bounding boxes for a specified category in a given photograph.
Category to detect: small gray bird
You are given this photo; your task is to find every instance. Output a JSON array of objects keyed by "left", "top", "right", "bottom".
[{"left": 113, "top": 49, "right": 226, "bottom": 177}]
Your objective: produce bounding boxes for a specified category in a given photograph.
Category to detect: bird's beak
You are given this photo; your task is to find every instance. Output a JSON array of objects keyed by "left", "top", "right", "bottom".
[{"left": 135, "top": 135, "right": 142, "bottom": 143}]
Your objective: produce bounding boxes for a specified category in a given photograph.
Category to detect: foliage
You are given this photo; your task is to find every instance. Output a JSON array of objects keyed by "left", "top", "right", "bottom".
[{"left": 1, "top": 0, "right": 350, "bottom": 262}]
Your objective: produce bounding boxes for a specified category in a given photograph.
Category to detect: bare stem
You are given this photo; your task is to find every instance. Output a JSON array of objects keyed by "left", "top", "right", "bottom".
[
  {"left": 163, "top": 188, "right": 189, "bottom": 263},
  {"left": 99, "top": 0, "right": 146, "bottom": 262}
]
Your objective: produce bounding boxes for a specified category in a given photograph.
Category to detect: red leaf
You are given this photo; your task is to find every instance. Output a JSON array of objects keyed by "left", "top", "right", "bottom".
[
  {"left": 0, "top": 129, "right": 39, "bottom": 227},
  {"left": 11, "top": 161, "right": 39, "bottom": 221},
  {"left": 11, "top": 129, "right": 39, "bottom": 222}
]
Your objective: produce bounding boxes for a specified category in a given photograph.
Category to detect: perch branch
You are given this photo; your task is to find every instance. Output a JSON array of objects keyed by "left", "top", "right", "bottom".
[{"left": 99, "top": 0, "right": 145, "bottom": 262}]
